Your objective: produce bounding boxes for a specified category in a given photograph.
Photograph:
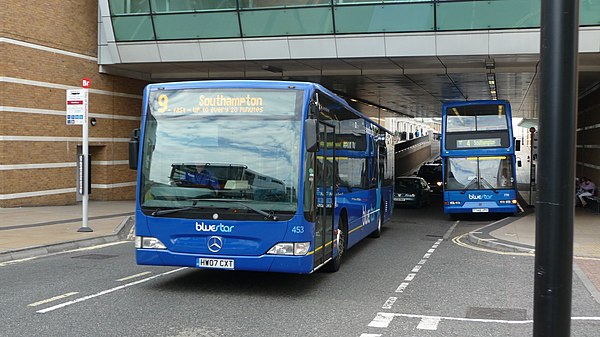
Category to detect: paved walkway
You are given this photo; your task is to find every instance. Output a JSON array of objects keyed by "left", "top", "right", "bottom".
[{"left": 0, "top": 201, "right": 135, "bottom": 262}]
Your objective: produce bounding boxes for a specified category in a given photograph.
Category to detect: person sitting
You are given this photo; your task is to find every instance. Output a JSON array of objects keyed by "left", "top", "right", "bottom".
[
  {"left": 184, "top": 165, "right": 220, "bottom": 189},
  {"left": 576, "top": 177, "right": 596, "bottom": 207}
]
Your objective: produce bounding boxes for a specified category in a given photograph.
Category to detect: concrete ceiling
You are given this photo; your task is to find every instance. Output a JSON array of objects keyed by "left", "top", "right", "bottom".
[{"left": 101, "top": 53, "right": 600, "bottom": 121}]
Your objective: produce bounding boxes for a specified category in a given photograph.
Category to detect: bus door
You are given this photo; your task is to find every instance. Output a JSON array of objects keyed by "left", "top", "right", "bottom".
[{"left": 314, "top": 121, "right": 336, "bottom": 268}]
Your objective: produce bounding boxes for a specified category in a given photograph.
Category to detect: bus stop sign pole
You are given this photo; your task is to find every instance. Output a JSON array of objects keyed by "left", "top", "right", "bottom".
[
  {"left": 78, "top": 78, "right": 92, "bottom": 232},
  {"left": 533, "top": 0, "right": 579, "bottom": 336}
]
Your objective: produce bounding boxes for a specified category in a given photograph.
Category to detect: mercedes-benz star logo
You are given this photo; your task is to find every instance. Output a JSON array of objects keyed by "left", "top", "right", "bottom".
[{"left": 207, "top": 236, "right": 223, "bottom": 253}]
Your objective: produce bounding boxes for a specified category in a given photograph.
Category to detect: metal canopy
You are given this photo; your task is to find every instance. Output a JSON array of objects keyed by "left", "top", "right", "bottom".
[{"left": 100, "top": 54, "right": 600, "bottom": 120}]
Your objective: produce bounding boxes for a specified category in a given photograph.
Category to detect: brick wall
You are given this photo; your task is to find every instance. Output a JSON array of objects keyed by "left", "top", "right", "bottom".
[{"left": 1, "top": 0, "right": 147, "bottom": 207}]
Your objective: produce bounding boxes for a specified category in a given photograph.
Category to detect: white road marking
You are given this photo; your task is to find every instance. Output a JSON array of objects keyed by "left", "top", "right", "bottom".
[
  {"left": 359, "top": 334, "right": 381, "bottom": 337},
  {"left": 411, "top": 265, "right": 422, "bottom": 273},
  {"left": 36, "top": 267, "right": 186, "bottom": 314},
  {"left": 116, "top": 271, "right": 152, "bottom": 282},
  {"left": 427, "top": 248, "right": 435, "bottom": 253},
  {"left": 417, "top": 316, "right": 441, "bottom": 330},
  {"left": 28, "top": 292, "right": 78, "bottom": 307},
  {"left": 418, "top": 259, "right": 427, "bottom": 265},
  {"left": 382, "top": 297, "right": 397, "bottom": 309},
  {"left": 423, "top": 253, "right": 432, "bottom": 259},
  {"left": 443, "top": 221, "right": 460, "bottom": 239},
  {"left": 404, "top": 273, "right": 416, "bottom": 281},
  {"left": 368, "top": 313, "right": 395, "bottom": 328},
  {"left": 395, "top": 282, "right": 409, "bottom": 293},
  {"left": 369, "top": 312, "right": 600, "bottom": 331}
]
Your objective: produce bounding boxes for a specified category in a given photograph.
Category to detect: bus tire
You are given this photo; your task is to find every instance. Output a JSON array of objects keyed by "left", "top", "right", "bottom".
[
  {"left": 325, "top": 216, "right": 347, "bottom": 272},
  {"left": 369, "top": 202, "right": 384, "bottom": 238}
]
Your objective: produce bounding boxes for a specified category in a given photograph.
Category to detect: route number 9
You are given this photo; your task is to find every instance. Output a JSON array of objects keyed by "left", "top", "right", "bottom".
[{"left": 157, "top": 94, "right": 168, "bottom": 113}]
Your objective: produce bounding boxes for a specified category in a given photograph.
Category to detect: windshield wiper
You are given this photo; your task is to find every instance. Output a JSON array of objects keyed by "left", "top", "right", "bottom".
[
  {"left": 151, "top": 200, "right": 201, "bottom": 216},
  {"left": 197, "top": 198, "right": 278, "bottom": 221}
]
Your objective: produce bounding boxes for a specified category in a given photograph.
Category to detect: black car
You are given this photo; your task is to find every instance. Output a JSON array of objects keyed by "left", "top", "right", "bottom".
[
  {"left": 416, "top": 163, "right": 443, "bottom": 194},
  {"left": 394, "top": 176, "right": 432, "bottom": 207}
]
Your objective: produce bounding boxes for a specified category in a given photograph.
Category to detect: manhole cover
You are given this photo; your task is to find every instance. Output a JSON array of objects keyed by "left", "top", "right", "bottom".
[
  {"left": 72, "top": 254, "right": 117, "bottom": 260},
  {"left": 466, "top": 307, "right": 527, "bottom": 320}
]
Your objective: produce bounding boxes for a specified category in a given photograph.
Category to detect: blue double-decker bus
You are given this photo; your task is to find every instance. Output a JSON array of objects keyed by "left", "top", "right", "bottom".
[
  {"left": 441, "top": 100, "right": 518, "bottom": 217},
  {"left": 129, "top": 80, "right": 394, "bottom": 274}
]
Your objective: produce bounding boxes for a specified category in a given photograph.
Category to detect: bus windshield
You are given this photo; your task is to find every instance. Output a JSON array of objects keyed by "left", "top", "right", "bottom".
[
  {"left": 445, "top": 156, "right": 514, "bottom": 191},
  {"left": 139, "top": 88, "right": 303, "bottom": 215}
]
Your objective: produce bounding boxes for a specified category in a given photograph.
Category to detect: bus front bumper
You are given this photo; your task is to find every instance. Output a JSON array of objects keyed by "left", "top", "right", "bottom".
[
  {"left": 136, "top": 249, "right": 315, "bottom": 274},
  {"left": 444, "top": 202, "right": 517, "bottom": 214}
]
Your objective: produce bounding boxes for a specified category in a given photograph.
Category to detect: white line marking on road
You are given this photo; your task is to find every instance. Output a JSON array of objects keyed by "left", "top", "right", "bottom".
[
  {"left": 417, "top": 316, "right": 441, "bottom": 330},
  {"left": 572, "top": 317, "right": 600, "bottom": 321},
  {"left": 116, "top": 271, "right": 152, "bottom": 282},
  {"left": 427, "top": 248, "right": 435, "bottom": 253},
  {"left": 418, "top": 259, "right": 427, "bottom": 265},
  {"left": 395, "top": 282, "right": 409, "bottom": 293},
  {"left": 443, "top": 221, "right": 460, "bottom": 239},
  {"left": 28, "top": 292, "right": 79, "bottom": 307},
  {"left": 36, "top": 267, "right": 186, "bottom": 313},
  {"left": 382, "top": 297, "right": 397, "bottom": 309},
  {"left": 359, "top": 334, "right": 381, "bottom": 337},
  {"left": 404, "top": 273, "right": 416, "bottom": 281},
  {"left": 423, "top": 253, "right": 431, "bottom": 259},
  {"left": 411, "top": 265, "right": 422, "bottom": 273},
  {"left": 368, "top": 313, "right": 395, "bottom": 328},
  {"left": 369, "top": 312, "right": 600, "bottom": 331}
]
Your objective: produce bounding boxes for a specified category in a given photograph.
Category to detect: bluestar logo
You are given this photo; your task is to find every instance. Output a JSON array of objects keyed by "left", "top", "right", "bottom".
[
  {"left": 468, "top": 194, "right": 493, "bottom": 200},
  {"left": 195, "top": 221, "right": 235, "bottom": 233}
]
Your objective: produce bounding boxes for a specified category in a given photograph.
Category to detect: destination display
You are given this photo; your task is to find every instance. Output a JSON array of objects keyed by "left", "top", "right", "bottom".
[
  {"left": 150, "top": 89, "right": 299, "bottom": 115},
  {"left": 456, "top": 138, "right": 501, "bottom": 148}
]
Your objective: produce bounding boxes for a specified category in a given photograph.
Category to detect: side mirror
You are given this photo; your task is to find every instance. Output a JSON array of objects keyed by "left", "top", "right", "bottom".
[
  {"left": 305, "top": 119, "right": 319, "bottom": 152},
  {"left": 128, "top": 128, "right": 140, "bottom": 170}
]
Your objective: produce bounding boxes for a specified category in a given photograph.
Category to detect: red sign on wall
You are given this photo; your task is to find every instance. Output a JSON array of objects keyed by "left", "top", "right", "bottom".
[{"left": 82, "top": 78, "right": 92, "bottom": 88}]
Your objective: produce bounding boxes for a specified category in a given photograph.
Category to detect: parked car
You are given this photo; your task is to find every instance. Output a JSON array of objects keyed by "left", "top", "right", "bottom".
[
  {"left": 394, "top": 176, "right": 432, "bottom": 207},
  {"left": 416, "top": 162, "right": 443, "bottom": 194}
]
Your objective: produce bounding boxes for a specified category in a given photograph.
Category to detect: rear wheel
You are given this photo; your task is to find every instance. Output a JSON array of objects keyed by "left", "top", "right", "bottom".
[
  {"left": 325, "top": 217, "right": 347, "bottom": 272},
  {"left": 370, "top": 206, "right": 383, "bottom": 238}
]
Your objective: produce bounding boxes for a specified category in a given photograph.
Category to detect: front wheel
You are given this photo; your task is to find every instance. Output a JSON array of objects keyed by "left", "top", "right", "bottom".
[{"left": 325, "top": 219, "right": 347, "bottom": 272}]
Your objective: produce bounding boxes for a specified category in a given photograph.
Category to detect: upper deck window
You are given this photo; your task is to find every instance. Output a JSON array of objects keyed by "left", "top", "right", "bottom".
[{"left": 446, "top": 104, "right": 508, "bottom": 133}]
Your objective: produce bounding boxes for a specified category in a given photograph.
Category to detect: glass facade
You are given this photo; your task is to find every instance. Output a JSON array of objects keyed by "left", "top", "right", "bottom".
[{"left": 108, "top": 0, "right": 600, "bottom": 42}]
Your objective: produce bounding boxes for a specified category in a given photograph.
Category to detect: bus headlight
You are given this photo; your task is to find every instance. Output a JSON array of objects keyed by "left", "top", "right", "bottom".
[
  {"left": 267, "top": 242, "right": 310, "bottom": 256},
  {"left": 135, "top": 236, "right": 167, "bottom": 249}
]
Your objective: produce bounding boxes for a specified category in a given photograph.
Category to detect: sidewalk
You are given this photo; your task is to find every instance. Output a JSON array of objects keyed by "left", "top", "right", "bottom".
[
  {"left": 0, "top": 201, "right": 135, "bottom": 263},
  {"left": 469, "top": 207, "right": 600, "bottom": 258}
]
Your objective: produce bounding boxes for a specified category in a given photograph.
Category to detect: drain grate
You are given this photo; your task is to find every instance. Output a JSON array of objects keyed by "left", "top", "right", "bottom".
[
  {"left": 72, "top": 254, "right": 118, "bottom": 260},
  {"left": 466, "top": 307, "right": 527, "bottom": 320}
]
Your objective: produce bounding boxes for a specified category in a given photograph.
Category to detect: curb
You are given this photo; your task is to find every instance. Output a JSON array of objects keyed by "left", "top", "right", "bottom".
[
  {"left": 467, "top": 231, "right": 535, "bottom": 254},
  {"left": 465, "top": 209, "right": 536, "bottom": 254},
  {"left": 0, "top": 216, "right": 135, "bottom": 264}
]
